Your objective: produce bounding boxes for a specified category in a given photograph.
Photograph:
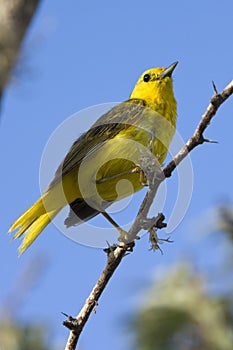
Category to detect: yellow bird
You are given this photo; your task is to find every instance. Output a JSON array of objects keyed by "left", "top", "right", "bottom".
[{"left": 9, "top": 62, "right": 178, "bottom": 254}]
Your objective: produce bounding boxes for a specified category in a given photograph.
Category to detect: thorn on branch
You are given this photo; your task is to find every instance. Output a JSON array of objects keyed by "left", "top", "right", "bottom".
[
  {"left": 63, "top": 314, "right": 79, "bottom": 332},
  {"left": 212, "top": 80, "right": 218, "bottom": 94},
  {"left": 203, "top": 138, "right": 218, "bottom": 144},
  {"left": 103, "top": 242, "right": 118, "bottom": 255},
  {"left": 195, "top": 134, "right": 217, "bottom": 146}
]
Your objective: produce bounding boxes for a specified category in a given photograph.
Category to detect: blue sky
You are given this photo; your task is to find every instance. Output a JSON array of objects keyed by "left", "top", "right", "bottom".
[{"left": 1, "top": 0, "right": 233, "bottom": 348}]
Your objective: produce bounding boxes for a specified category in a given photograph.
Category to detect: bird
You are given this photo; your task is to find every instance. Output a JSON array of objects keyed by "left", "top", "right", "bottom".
[{"left": 9, "top": 62, "right": 178, "bottom": 254}]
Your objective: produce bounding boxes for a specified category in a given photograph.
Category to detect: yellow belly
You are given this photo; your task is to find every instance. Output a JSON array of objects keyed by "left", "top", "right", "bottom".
[{"left": 61, "top": 125, "right": 169, "bottom": 207}]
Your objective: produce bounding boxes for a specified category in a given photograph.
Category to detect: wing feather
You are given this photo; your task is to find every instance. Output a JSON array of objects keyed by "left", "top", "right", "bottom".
[{"left": 49, "top": 98, "right": 148, "bottom": 188}]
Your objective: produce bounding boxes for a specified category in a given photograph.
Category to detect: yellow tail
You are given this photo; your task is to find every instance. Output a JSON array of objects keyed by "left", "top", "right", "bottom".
[{"left": 9, "top": 195, "right": 61, "bottom": 255}]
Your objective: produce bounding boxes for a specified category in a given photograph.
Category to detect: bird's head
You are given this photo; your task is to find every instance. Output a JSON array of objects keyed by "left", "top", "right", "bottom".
[{"left": 130, "top": 61, "right": 178, "bottom": 104}]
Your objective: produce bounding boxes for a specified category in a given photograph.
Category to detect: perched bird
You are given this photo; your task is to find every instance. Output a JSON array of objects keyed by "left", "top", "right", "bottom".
[{"left": 9, "top": 62, "right": 178, "bottom": 254}]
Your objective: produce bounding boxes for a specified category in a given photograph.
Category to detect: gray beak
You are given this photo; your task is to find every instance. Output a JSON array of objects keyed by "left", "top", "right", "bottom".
[{"left": 159, "top": 61, "right": 178, "bottom": 78}]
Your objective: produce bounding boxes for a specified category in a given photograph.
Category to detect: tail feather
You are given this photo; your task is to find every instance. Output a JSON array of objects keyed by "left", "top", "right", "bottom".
[
  {"left": 9, "top": 196, "right": 61, "bottom": 254},
  {"left": 9, "top": 197, "right": 44, "bottom": 234},
  {"left": 17, "top": 210, "right": 59, "bottom": 255}
]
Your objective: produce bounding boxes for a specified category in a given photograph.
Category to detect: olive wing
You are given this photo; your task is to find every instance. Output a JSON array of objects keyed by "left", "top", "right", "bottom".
[{"left": 49, "top": 98, "right": 148, "bottom": 188}]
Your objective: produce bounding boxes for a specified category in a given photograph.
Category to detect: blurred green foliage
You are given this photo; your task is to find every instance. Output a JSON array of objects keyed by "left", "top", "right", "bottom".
[
  {"left": 131, "top": 206, "right": 233, "bottom": 350},
  {"left": 0, "top": 321, "right": 52, "bottom": 350}
]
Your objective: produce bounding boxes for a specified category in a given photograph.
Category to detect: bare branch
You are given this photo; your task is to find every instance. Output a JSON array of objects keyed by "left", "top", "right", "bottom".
[
  {"left": 63, "top": 243, "right": 134, "bottom": 350},
  {"left": 63, "top": 80, "right": 233, "bottom": 349},
  {"left": 164, "top": 80, "right": 233, "bottom": 177}
]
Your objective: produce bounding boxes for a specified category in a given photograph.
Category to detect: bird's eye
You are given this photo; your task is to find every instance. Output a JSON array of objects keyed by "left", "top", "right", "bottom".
[{"left": 143, "top": 74, "right": 151, "bottom": 82}]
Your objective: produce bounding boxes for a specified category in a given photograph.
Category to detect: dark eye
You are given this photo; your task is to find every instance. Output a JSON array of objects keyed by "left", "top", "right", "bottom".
[{"left": 143, "top": 74, "right": 151, "bottom": 82}]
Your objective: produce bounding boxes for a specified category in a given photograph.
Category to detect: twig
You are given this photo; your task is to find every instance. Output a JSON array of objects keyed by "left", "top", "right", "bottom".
[
  {"left": 164, "top": 80, "right": 233, "bottom": 177},
  {"left": 63, "top": 80, "right": 233, "bottom": 349},
  {"left": 63, "top": 243, "right": 134, "bottom": 350}
]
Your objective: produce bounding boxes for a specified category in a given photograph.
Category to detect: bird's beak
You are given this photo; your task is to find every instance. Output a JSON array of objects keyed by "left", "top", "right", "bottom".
[{"left": 160, "top": 61, "right": 178, "bottom": 78}]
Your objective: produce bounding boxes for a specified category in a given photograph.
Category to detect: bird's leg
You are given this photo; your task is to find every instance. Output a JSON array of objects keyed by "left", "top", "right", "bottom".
[
  {"left": 101, "top": 211, "right": 127, "bottom": 241},
  {"left": 96, "top": 167, "right": 148, "bottom": 186},
  {"left": 132, "top": 166, "right": 148, "bottom": 186},
  {"left": 101, "top": 211, "right": 140, "bottom": 242}
]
